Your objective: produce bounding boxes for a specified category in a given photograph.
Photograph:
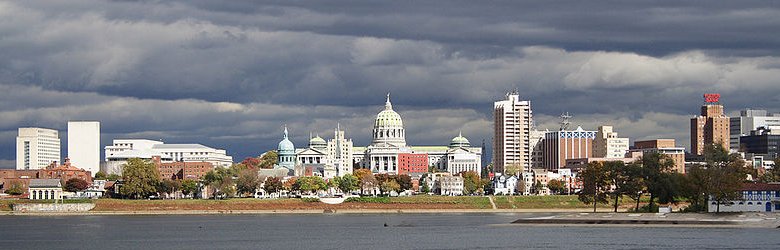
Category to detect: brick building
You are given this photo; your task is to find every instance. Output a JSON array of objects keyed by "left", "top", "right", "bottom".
[
  {"left": 398, "top": 153, "right": 428, "bottom": 175},
  {"left": 0, "top": 158, "right": 92, "bottom": 196},
  {"left": 153, "top": 156, "right": 214, "bottom": 180}
]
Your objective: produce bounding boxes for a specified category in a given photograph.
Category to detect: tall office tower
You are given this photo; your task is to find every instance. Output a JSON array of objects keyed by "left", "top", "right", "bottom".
[
  {"left": 493, "top": 91, "right": 533, "bottom": 174},
  {"left": 16, "top": 127, "right": 61, "bottom": 170},
  {"left": 690, "top": 94, "right": 730, "bottom": 155},
  {"left": 592, "top": 125, "right": 629, "bottom": 158},
  {"left": 68, "top": 121, "right": 101, "bottom": 174},
  {"left": 729, "top": 109, "right": 780, "bottom": 151}
]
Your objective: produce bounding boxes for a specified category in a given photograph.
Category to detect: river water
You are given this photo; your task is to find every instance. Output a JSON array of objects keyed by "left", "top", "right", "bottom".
[{"left": 1, "top": 213, "right": 778, "bottom": 249}]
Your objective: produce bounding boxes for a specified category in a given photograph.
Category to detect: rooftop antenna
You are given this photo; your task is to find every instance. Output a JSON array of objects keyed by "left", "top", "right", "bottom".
[{"left": 559, "top": 112, "right": 572, "bottom": 131}]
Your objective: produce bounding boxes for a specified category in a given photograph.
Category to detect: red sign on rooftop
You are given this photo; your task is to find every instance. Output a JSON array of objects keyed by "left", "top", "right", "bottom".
[{"left": 704, "top": 93, "right": 720, "bottom": 103}]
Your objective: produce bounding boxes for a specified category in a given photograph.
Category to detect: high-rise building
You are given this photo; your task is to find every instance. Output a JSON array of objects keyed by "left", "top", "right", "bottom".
[
  {"left": 730, "top": 109, "right": 780, "bottom": 151},
  {"left": 493, "top": 91, "right": 533, "bottom": 174},
  {"left": 543, "top": 126, "right": 596, "bottom": 171},
  {"left": 690, "top": 94, "right": 730, "bottom": 155},
  {"left": 592, "top": 126, "right": 629, "bottom": 158},
  {"left": 16, "top": 127, "right": 61, "bottom": 170},
  {"left": 529, "top": 129, "right": 546, "bottom": 168},
  {"left": 67, "top": 121, "right": 101, "bottom": 174}
]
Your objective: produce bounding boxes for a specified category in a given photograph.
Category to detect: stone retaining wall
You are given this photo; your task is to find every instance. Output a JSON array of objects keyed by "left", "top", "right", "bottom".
[{"left": 12, "top": 203, "right": 95, "bottom": 212}]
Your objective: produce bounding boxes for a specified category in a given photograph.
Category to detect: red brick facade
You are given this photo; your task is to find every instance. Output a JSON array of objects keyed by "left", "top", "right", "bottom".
[
  {"left": 0, "top": 158, "right": 92, "bottom": 195},
  {"left": 398, "top": 153, "right": 428, "bottom": 175},
  {"left": 153, "top": 156, "right": 214, "bottom": 180}
]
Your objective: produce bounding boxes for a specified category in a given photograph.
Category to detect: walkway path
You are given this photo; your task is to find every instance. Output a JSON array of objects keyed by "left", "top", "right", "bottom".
[{"left": 487, "top": 196, "right": 497, "bottom": 209}]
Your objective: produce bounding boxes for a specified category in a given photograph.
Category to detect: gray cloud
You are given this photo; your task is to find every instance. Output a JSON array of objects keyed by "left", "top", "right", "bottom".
[{"left": 1, "top": 0, "right": 779, "bottom": 168}]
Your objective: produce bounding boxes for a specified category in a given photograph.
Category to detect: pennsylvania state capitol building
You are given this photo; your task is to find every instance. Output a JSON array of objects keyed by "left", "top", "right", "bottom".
[{"left": 275, "top": 94, "right": 483, "bottom": 178}]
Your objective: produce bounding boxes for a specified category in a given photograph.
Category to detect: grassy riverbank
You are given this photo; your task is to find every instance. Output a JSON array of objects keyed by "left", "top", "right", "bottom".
[{"left": 1, "top": 195, "right": 667, "bottom": 212}]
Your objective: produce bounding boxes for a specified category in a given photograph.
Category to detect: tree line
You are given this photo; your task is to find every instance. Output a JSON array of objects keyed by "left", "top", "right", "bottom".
[{"left": 578, "top": 144, "right": 751, "bottom": 213}]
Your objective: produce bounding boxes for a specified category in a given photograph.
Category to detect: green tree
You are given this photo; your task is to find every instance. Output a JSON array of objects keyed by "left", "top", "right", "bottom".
[
  {"left": 94, "top": 171, "right": 107, "bottom": 180},
  {"left": 337, "top": 174, "right": 359, "bottom": 194},
  {"left": 258, "top": 150, "right": 278, "bottom": 169},
  {"left": 547, "top": 179, "right": 566, "bottom": 195},
  {"left": 235, "top": 169, "right": 260, "bottom": 197},
  {"left": 180, "top": 179, "right": 199, "bottom": 198},
  {"left": 380, "top": 180, "right": 401, "bottom": 195},
  {"left": 120, "top": 158, "right": 161, "bottom": 199},
  {"left": 578, "top": 161, "right": 611, "bottom": 212},
  {"left": 202, "top": 167, "right": 235, "bottom": 199},
  {"left": 639, "top": 152, "right": 675, "bottom": 212},
  {"left": 156, "top": 179, "right": 181, "bottom": 198},
  {"left": 263, "top": 177, "right": 284, "bottom": 195},
  {"left": 4, "top": 180, "right": 24, "bottom": 195},
  {"left": 461, "top": 171, "right": 481, "bottom": 195},
  {"left": 532, "top": 181, "right": 545, "bottom": 195},
  {"left": 106, "top": 173, "right": 122, "bottom": 181},
  {"left": 293, "top": 176, "right": 327, "bottom": 194},
  {"left": 505, "top": 163, "right": 524, "bottom": 176},
  {"left": 621, "top": 162, "right": 646, "bottom": 212},
  {"left": 420, "top": 177, "right": 430, "bottom": 193},
  {"left": 64, "top": 178, "right": 90, "bottom": 192}
]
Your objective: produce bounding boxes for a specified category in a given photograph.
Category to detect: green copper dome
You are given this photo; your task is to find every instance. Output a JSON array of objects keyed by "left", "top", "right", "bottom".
[{"left": 449, "top": 131, "right": 470, "bottom": 148}]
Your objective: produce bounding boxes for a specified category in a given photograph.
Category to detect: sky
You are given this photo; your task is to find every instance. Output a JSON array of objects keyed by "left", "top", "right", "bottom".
[{"left": 2, "top": 1, "right": 780, "bottom": 168}]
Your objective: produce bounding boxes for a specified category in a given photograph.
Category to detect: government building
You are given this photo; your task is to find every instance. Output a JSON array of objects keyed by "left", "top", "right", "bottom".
[{"left": 275, "top": 94, "right": 483, "bottom": 178}]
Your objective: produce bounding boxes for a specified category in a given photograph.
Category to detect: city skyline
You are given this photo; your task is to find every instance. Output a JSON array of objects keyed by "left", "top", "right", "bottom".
[{"left": 2, "top": 1, "right": 780, "bottom": 168}]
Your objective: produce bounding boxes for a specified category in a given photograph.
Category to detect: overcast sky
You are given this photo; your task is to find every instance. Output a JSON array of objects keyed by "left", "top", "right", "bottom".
[{"left": 2, "top": 1, "right": 780, "bottom": 168}]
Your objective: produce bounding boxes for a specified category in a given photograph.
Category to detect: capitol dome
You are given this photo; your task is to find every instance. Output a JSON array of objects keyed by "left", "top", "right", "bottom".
[
  {"left": 372, "top": 94, "right": 406, "bottom": 146},
  {"left": 277, "top": 127, "right": 295, "bottom": 153},
  {"left": 449, "top": 131, "right": 471, "bottom": 148}
]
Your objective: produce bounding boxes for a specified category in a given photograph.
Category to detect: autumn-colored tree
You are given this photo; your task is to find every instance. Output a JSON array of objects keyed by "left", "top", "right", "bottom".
[
  {"left": 380, "top": 180, "right": 401, "bottom": 195},
  {"left": 65, "top": 178, "right": 90, "bottom": 192},
  {"left": 263, "top": 177, "right": 284, "bottom": 195},
  {"left": 547, "top": 179, "right": 566, "bottom": 195},
  {"left": 240, "top": 157, "right": 262, "bottom": 169},
  {"left": 397, "top": 174, "right": 412, "bottom": 191}
]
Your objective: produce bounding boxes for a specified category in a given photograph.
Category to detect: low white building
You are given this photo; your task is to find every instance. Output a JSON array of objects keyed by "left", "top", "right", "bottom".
[
  {"left": 492, "top": 173, "right": 519, "bottom": 195},
  {"left": 28, "top": 179, "right": 63, "bottom": 200},
  {"left": 709, "top": 183, "right": 780, "bottom": 213},
  {"left": 102, "top": 139, "right": 233, "bottom": 175},
  {"left": 438, "top": 175, "right": 464, "bottom": 196}
]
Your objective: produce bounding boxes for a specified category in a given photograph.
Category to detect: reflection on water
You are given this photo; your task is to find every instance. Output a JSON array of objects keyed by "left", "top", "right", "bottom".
[{"left": 0, "top": 213, "right": 778, "bottom": 249}]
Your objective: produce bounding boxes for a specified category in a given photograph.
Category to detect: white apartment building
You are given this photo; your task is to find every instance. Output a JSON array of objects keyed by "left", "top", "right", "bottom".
[
  {"left": 592, "top": 126, "right": 629, "bottom": 158},
  {"left": 16, "top": 127, "right": 61, "bottom": 170},
  {"left": 493, "top": 91, "right": 533, "bottom": 174},
  {"left": 730, "top": 109, "right": 780, "bottom": 151},
  {"left": 67, "top": 121, "right": 101, "bottom": 174}
]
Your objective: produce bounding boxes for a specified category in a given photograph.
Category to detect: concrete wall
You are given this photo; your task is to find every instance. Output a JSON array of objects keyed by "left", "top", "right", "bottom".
[{"left": 12, "top": 203, "right": 95, "bottom": 212}]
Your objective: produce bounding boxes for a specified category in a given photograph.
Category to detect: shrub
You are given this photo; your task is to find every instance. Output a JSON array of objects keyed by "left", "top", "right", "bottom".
[{"left": 345, "top": 197, "right": 390, "bottom": 203}]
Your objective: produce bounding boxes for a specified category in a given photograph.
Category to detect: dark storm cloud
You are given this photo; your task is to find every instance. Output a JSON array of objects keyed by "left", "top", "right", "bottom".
[{"left": 1, "top": 0, "right": 780, "bottom": 167}]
